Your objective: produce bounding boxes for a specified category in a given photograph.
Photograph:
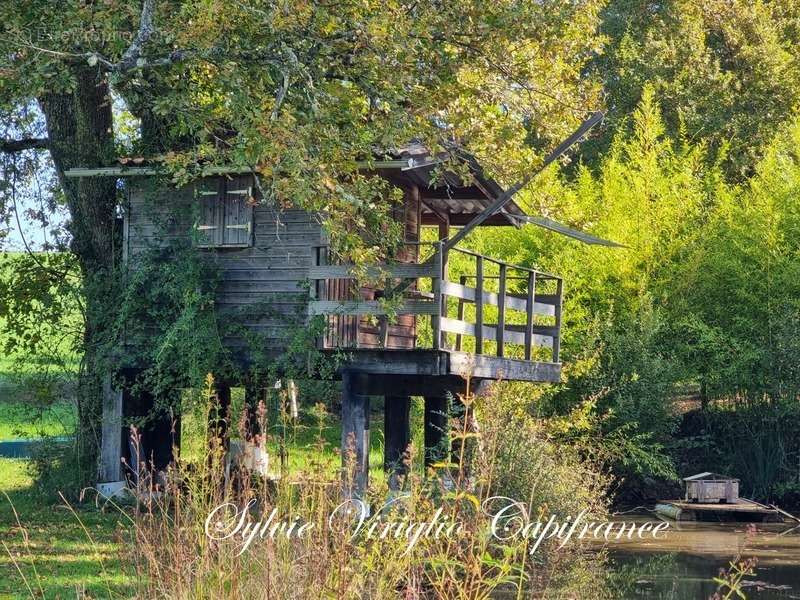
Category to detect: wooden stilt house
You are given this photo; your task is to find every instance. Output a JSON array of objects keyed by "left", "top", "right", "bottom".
[{"left": 66, "top": 117, "right": 615, "bottom": 493}]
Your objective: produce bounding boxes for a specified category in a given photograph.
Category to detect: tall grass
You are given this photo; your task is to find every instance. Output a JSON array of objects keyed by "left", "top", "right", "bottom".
[
  {"left": 2, "top": 375, "right": 612, "bottom": 598},
  {"left": 117, "top": 376, "right": 610, "bottom": 599}
]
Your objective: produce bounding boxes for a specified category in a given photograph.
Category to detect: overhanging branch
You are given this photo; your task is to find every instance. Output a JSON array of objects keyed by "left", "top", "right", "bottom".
[
  {"left": 0, "top": 137, "right": 50, "bottom": 153},
  {"left": 117, "top": 0, "right": 156, "bottom": 72}
]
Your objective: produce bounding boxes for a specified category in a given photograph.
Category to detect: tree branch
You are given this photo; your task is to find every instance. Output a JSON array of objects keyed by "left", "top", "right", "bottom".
[
  {"left": 0, "top": 137, "right": 50, "bottom": 153},
  {"left": 117, "top": 0, "right": 156, "bottom": 72},
  {"left": 87, "top": 0, "right": 196, "bottom": 73}
]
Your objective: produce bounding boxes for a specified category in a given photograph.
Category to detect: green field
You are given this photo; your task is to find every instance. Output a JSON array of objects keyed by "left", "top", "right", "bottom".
[
  {"left": 0, "top": 458, "right": 132, "bottom": 599},
  {"left": 0, "top": 399, "right": 396, "bottom": 599},
  {"left": 0, "top": 401, "right": 76, "bottom": 440}
]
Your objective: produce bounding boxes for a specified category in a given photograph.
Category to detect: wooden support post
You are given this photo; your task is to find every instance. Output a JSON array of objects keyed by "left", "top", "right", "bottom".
[
  {"left": 424, "top": 395, "right": 449, "bottom": 469},
  {"left": 455, "top": 275, "right": 466, "bottom": 351},
  {"left": 497, "top": 264, "right": 507, "bottom": 357},
  {"left": 384, "top": 395, "right": 411, "bottom": 489},
  {"left": 341, "top": 371, "right": 370, "bottom": 496},
  {"left": 98, "top": 374, "right": 124, "bottom": 483},
  {"left": 437, "top": 214, "right": 450, "bottom": 243},
  {"left": 475, "top": 256, "right": 484, "bottom": 354},
  {"left": 525, "top": 271, "right": 536, "bottom": 361},
  {"left": 438, "top": 215, "right": 450, "bottom": 349}
]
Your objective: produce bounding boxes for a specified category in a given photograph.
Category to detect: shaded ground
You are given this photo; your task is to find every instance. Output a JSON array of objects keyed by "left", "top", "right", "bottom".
[{"left": 0, "top": 458, "right": 132, "bottom": 599}]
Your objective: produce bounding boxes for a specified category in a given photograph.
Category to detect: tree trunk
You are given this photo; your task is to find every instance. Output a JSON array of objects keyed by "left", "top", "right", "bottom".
[{"left": 39, "top": 66, "right": 119, "bottom": 483}]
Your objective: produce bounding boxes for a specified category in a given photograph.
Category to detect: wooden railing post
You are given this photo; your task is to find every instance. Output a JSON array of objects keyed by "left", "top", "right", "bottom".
[
  {"left": 440, "top": 245, "right": 449, "bottom": 348},
  {"left": 497, "top": 263, "right": 507, "bottom": 357},
  {"left": 524, "top": 271, "right": 536, "bottom": 361},
  {"left": 475, "top": 255, "right": 484, "bottom": 355},
  {"left": 455, "top": 275, "right": 466, "bottom": 351},
  {"left": 431, "top": 242, "right": 443, "bottom": 350},
  {"left": 553, "top": 278, "right": 563, "bottom": 362}
]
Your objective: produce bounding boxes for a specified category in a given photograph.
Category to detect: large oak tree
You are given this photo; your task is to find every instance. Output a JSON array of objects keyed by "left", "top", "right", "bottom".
[{"left": 0, "top": 0, "right": 604, "bottom": 478}]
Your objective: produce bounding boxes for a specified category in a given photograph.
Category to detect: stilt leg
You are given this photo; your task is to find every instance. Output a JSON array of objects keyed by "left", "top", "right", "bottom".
[
  {"left": 424, "top": 395, "right": 449, "bottom": 469},
  {"left": 120, "top": 374, "right": 180, "bottom": 485},
  {"left": 98, "top": 374, "right": 123, "bottom": 483},
  {"left": 341, "top": 371, "right": 370, "bottom": 497},
  {"left": 384, "top": 395, "right": 411, "bottom": 489}
]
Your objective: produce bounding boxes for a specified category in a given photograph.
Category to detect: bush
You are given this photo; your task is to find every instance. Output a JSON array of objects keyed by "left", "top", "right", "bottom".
[{"left": 676, "top": 400, "right": 800, "bottom": 505}]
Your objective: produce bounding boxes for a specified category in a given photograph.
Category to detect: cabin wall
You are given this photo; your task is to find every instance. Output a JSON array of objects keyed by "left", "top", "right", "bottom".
[
  {"left": 124, "top": 177, "right": 326, "bottom": 355},
  {"left": 355, "top": 185, "right": 420, "bottom": 349},
  {"left": 317, "top": 185, "right": 421, "bottom": 350}
]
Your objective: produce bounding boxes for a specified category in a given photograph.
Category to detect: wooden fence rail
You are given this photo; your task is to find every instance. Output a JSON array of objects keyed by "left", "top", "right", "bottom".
[{"left": 308, "top": 243, "right": 562, "bottom": 362}]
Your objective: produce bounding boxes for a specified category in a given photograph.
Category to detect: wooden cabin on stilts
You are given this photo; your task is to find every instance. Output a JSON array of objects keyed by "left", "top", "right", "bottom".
[{"left": 67, "top": 113, "right": 617, "bottom": 497}]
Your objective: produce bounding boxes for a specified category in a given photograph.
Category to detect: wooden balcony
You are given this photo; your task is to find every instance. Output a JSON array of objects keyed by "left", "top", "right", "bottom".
[{"left": 307, "top": 242, "right": 562, "bottom": 383}]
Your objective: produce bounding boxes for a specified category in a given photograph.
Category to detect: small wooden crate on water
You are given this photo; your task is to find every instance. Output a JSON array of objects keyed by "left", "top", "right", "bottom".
[{"left": 683, "top": 472, "right": 739, "bottom": 504}]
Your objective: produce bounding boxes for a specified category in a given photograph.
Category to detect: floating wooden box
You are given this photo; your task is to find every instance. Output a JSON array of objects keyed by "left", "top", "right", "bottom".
[{"left": 684, "top": 472, "right": 739, "bottom": 503}]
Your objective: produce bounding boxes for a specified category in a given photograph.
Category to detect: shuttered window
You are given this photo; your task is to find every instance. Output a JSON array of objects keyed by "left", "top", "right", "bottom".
[{"left": 195, "top": 176, "right": 254, "bottom": 247}]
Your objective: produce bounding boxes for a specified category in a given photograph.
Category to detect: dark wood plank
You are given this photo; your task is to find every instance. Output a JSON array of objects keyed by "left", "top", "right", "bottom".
[
  {"left": 308, "top": 300, "right": 439, "bottom": 316},
  {"left": 448, "top": 351, "right": 561, "bottom": 382},
  {"left": 307, "top": 263, "right": 438, "bottom": 280},
  {"left": 341, "top": 371, "right": 370, "bottom": 497},
  {"left": 384, "top": 395, "right": 411, "bottom": 489}
]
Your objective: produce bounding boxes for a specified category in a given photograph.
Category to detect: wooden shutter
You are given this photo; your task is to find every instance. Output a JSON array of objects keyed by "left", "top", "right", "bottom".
[
  {"left": 196, "top": 178, "right": 223, "bottom": 246},
  {"left": 222, "top": 176, "right": 254, "bottom": 246}
]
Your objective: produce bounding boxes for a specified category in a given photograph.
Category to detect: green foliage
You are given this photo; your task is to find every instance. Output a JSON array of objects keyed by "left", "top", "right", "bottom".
[
  {"left": 478, "top": 384, "right": 612, "bottom": 519},
  {"left": 3, "top": 0, "right": 800, "bottom": 505},
  {"left": 0, "top": 252, "right": 81, "bottom": 373},
  {"left": 1, "top": 0, "right": 606, "bottom": 265},
  {"left": 0, "top": 401, "right": 75, "bottom": 440},
  {"left": 471, "top": 90, "right": 800, "bottom": 493},
  {"left": 105, "top": 241, "right": 228, "bottom": 391},
  {"left": 677, "top": 402, "right": 800, "bottom": 503},
  {"left": 591, "top": 0, "right": 800, "bottom": 178},
  {"left": 668, "top": 118, "right": 800, "bottom": 400}
]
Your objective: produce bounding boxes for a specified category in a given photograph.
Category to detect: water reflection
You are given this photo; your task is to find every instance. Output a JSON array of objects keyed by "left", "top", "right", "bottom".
[{"left": 604, "top": 517, "right": 800, "bottom": 599}]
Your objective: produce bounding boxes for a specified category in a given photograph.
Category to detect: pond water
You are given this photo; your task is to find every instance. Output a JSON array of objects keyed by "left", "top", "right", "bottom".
[{"left": 603, "top": 515, "right": 800, "bottom": 599}]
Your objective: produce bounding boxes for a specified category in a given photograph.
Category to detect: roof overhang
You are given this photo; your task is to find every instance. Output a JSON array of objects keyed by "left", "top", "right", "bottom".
[{"left": 63, "top": 147, "right": 527, "bottom": 227}]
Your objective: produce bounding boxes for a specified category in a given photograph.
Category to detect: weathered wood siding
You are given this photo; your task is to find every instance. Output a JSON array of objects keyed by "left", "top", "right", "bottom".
[
  {"left": 356, "top": 186, "right": 420, "bottom": 349},
  {"left": 124, "top": 176, "right": 325, "bottom": 353},
  {"left": 317, "top": 185, "right": 421, "bottom": 350}
]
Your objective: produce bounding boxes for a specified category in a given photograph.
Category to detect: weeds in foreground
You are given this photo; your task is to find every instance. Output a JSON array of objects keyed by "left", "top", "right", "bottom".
[
  {"left": 120, "top": 376, "right": 609, "bottom": 599},
  {"left": 710, "top": 523, "right": 759, "bottom": 600},
  {"left": 3, "top": 375, "right": 612, "bottom": 599}
]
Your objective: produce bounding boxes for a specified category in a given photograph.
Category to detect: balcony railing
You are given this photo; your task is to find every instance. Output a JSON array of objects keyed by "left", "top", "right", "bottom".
[{"left": 308, "top": 241, "right": 562, "bottom": 363}]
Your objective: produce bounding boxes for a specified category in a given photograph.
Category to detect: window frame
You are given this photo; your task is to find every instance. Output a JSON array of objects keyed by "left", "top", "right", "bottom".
[{"left": 194, "top": 176, "right": 255, "bottom": 249}]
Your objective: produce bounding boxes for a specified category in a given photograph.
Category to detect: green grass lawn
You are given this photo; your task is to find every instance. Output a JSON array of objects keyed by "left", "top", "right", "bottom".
[
  {"left": 0, "top": 401, "right": 76, "bottom": 440},
  {"left": 0, "top": 458, "right": 133, "bottom": 599},
  {"left": 0, "top": 399, "right": 413, "bottom": 599}
]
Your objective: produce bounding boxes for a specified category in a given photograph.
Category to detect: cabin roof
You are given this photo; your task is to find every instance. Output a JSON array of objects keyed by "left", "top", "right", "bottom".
[
  {"left": 380, "top": 142, "right": 525, "bottom": 227},
  {"left": 683, "top": 472, "right": 739, "bottom": 482},
  {"left": 64, "top": 143, "right": 527, "bottom": 227}
]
